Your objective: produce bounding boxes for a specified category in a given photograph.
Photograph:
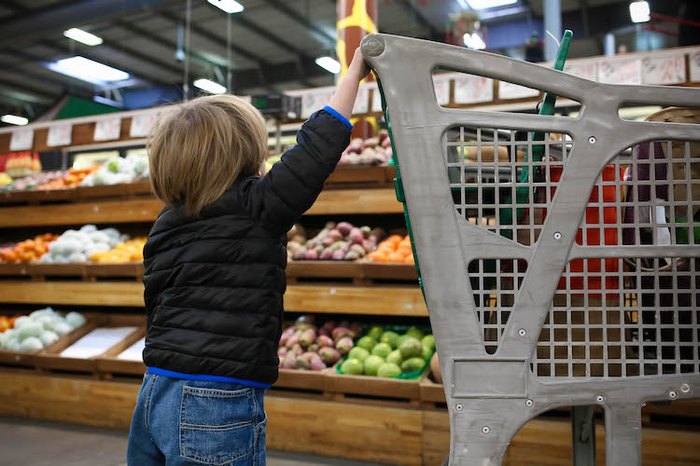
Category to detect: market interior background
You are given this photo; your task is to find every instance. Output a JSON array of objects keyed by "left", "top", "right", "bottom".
[
  {"left": 0, "top": 1, "right": 699, "bottom": 465},
  {"left": 0, "top": 0, "right": 698, "bottom": 124}
]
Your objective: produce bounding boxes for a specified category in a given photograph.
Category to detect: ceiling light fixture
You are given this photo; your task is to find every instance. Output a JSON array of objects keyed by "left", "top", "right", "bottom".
[
  {"left": 207, "top": 0, "right": 244, "bottom": 14},
  {"left": 315, "top": 56, "right": 341, "bottom": 74},
  {"left": 465, "top": 0, "right": 517, "bottom": 10},
  {"left": 1, "top": 114, "right": 29, "bottom": 126},
  {"left": 48, "top": 56, "right": 129, "bottom": 84},
  {"left": 629, "top": 1, "right": 650, "bottom": 23},
  {"left": 194, "top": 78, "right": 227, "bottom": 94},
  {"left": 463, "top": 33, "right": 486, "bottom": 50},
  {"left": 63, "top": 28, "right": 103, "bottom": 46}
]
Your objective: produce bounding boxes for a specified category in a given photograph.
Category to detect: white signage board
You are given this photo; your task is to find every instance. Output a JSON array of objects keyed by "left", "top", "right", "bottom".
[
  {"left": 94, "top": 116, "right": 122, "bottom": 141},
  {"left": 130, "top": 112, "right": 159, "bottom": 138},
  {"left": 564, "top": 61, "right": 598, "bottom": 82},
  {"left": 46, "top": 123, "right": 72, "bottom": 147},
  {"left": 599, "top": 59, "right": 642, "bottom": 85},
  {"left": 498, "top": 80, "right": 540, "bottom": 100},
  {"left": 433, "top": 75, "right": 451, "bottom": 106},
  {"left": 454, "top": 74, "right": 494, "bottom": 104},
  {"left": 642, "top": 54, "right": 686, "bottom": 85},
  {"left": 9, "top": 129, "right": 34, "bottom": 151}
]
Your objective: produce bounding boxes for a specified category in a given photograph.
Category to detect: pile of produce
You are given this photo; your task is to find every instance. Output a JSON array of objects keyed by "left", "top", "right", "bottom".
[
  {"left": 90, "top": 237, "right": 146, "bottom": 263},
  {"left": 39, "top": 225, "right": 128, "bottom": 264},
  {"left": 287, "top": 221, "right": 384, "bottom": 261},
  {"left": 0, "top": 234, "right": 59, "bottom": 264},
  {"left": 5, "top": 152, "right": 41, "bottom": 178},
  {"left": 368, "top": 234, "right": 414, "bottom": 264},
  {"left": 0, "top": 308, "right": 86, "bottom": 353},
  {"left": 81, "top": 153, "right": 149, "bottom": 186},
  {"left": 0, "top": 170, "right": 65, "bottom": 192},
  {"left": 338, "top": 326, "right": 435, "bottom": 378},
  {"left": 339, "top": 130, "right": 392, "bottom": 166},
  {"left": 278, "top": 317, "right": 362, "bottom": 371},
  {"left": 37, "top": 166, "right": 98, "bottom": 190},
  {"left": 0, "top": 173, "right": 11, "bottom": 187}
]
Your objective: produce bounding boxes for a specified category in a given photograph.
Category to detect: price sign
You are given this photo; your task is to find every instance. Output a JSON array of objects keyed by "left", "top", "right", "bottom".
[
  {"left": 46, "top": 123, "right": 72, "bottom": 147},
  {"left": 642, "top": 54, "right": 685, "bottom": 85},
  {"left": 299, "top": 87, "right": 335, "bottom": 118},
  {"left": 94, "top": 117, "right": 122, "bottom": 141},
  {"left": 433, "top": 76, "right": 451, "bottom": 106},
  {"left": 565, "top": 62, "right": 598, "bottom": 82},
  {"left": 352, "top": 85, "right": 370, "bottom": 115},
  {"left": 498, "top": 81, "right": 540, "bottom": 100},
  {"left": 599, "top": 59, "right": 642, "bottom": 85},
  {"left": 690, "top": 51, "right": 700, "bottom": 82},
  {"left": 454, "top": 74, "right": 493, "bottom": 104},
  {"left": 9, "top": 128, "right": 34, "bottom": 151},
  {"left": 130, "top": 112, "right": 159, "bottom": 138},
  {"left": 370, "top": 83, "right": 383, "bottom": 113}
]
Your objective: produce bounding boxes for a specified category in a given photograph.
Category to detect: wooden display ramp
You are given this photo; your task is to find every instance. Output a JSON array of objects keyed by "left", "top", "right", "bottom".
[{"left": 0, "top": 371, "right": 698, "bottom": 466}]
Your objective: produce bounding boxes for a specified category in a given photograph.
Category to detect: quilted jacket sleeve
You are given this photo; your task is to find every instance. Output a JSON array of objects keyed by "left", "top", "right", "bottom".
[{"left": 240, "top": 108, "right": 352, "bottom": 235}]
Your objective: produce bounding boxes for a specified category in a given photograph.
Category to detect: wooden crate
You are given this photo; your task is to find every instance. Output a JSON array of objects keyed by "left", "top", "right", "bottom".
[
  {"left": 325, "top": 367, "right": 426, "bottom": 402},
  {"left": 34, "top": 314, "right": 144, "bottom": 374},
  {"left": 94, "top": 322, "right": 146, "bottom": 377},
  {"left": 275, "top": 368, "right": 327, "bottom": 391}
]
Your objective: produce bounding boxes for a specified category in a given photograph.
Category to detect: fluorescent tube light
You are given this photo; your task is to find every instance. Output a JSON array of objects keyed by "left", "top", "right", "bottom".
[
  {"left": 194, "top": 78, "right": 227, "bottom": 94},
  {"left": 466, "top": 0, "right": 517, "bottom": 10},
  {"left": 629, "top": 1, "right": 650, "bottom": 23},
  {"left": 1, "top": 114, "right": 29, "bottom": 126},
  {"left": 63, "top": 28, "right": 103, "bottom": 46},
  {"left": 48, "top": 56, "right": 129, "bottom": 84},
  {"left": 315, "top": 56, "right": 341, "bottom": 74},
  {"left": 207, "top": 0, "right": 244, "bottom": 13}
]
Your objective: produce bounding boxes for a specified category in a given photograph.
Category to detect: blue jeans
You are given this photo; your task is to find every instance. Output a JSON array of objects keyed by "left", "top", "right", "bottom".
[{"left": 127, "top": 373, "right": 267, "bottom": 466}]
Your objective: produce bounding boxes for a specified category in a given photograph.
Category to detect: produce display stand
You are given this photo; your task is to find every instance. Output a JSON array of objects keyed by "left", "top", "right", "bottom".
[{"left": 362, "top": 33, "right": 700, "bottom": 465}]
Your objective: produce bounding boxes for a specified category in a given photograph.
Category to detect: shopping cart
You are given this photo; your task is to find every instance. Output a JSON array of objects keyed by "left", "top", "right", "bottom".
[{"left": 361, "top": 34, "right": 700, "bottom": 465}]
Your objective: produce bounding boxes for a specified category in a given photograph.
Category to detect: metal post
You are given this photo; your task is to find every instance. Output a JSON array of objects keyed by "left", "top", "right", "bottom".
[
  {"left": 543, "top": 0, "right": 562, "bottom": 61},
  {"left": 572, "top": 406, "right": 596, "bottom": 466}
]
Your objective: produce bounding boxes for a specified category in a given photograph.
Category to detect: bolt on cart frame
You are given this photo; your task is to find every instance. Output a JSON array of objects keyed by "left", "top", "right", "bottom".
[{"left": 361, "top": 34, "right": 700, "bottom": 465}]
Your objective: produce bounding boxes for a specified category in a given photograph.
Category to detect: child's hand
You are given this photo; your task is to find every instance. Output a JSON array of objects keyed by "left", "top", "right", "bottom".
[{"left": 348, "top": 47, "right": 371, "bottom": 80}]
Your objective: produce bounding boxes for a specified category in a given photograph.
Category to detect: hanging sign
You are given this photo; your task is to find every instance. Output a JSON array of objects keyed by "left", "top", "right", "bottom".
[
  {"left": 94, "top": 116, "right": 122, "bottom": 141},
  {"left": 454, "top": 74, "right": 493, "bottom": 104},
  {"left": 564, "top": 61, "right": 598, "bottom": 82},
  {"left": 642, "top": 54, "right": 686, "bottom": 85},
  {"left": 352, "top": 85, "right": 370, "bottom": 115},
  {"left": 9, "top": 128, "right": 34, "bottom": 151},
  {"left": 46, "top": 123, "right": 72, "bottom": 147},
  {"left": 498, "top": 80, "right": 540, "bottom": 100},
  {"left": 433, "top": 75, "right": 451, "bottom": 106},
  {"left": 130, "top": 112, "right": 159, "bottom": 138},
  {"left": 598, "top": 59, "right": 642, "bottom": 85}
]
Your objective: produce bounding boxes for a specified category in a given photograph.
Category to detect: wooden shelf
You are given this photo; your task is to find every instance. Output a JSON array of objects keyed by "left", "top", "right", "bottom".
[
  {"left": 0, "top": 188, "right": 400, "bottom": 228},
  {"left": 0, "top": 281, "right": 144, "bottom": 306},
  {"left": 284, "top": 284, "right": 427, "bottom": 316},
  {"left": 287, "top": 261, "right": 417, "bottom": 281},
  {"left": 0, "top": 280, "right": 426, "bottom": 315}
]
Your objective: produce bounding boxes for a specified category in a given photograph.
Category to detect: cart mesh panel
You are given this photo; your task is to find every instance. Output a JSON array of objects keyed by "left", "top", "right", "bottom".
[
  {"left": 445, "top": 126, "right": 571, "bottom": 245},
  {"left": 534, "top": 138, "right": 699, "bottom": 379},
  {"left": 468, "top": 258, "right": 527, "bottom": 353}
]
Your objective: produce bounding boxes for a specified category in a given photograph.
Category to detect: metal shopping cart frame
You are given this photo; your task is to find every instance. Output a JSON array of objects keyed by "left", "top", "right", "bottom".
[{"left": 361, "top": 34, "right": 700, "bottom": 465}]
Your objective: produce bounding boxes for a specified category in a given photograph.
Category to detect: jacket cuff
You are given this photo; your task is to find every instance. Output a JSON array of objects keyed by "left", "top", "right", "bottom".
[{"left": 322, "top": 105, "right": 353, "bottom": 131}]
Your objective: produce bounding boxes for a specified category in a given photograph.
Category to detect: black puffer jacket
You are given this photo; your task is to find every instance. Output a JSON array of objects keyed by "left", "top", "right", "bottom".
[{"left": 143, "top": 109, "right": 351, "bottom": 384}]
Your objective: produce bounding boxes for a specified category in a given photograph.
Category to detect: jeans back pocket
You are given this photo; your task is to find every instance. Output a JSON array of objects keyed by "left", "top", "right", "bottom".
[{"left": 180, "top": 386, "right": 255, "bottom": 465}]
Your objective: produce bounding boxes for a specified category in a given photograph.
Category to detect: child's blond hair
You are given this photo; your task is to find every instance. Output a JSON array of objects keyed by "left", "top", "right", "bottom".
[{"left": 148, "top": 94, "right": 268, "bottom": 216}]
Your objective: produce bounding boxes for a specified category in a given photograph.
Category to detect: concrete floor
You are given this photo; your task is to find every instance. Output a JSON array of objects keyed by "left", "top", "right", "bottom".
[{"left": 0, "top": 418, "right": 381, "bottom": 466}]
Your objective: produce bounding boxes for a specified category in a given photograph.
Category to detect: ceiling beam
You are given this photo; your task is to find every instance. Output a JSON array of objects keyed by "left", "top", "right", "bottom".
[
  {"left": 0, "top": 78, "right": 56, "bottom": 102},
  {"left": 158, "top": 10, "right": 269, "bottom": 68},
  {"left": 0, "top": 0, "right": 174, "bottom": 48},
  {"left": 395, "top": 0, "right": 442, "bottom": 40},
  {"left": 261, "top": 0, "right": 336, "bottom": 47}
]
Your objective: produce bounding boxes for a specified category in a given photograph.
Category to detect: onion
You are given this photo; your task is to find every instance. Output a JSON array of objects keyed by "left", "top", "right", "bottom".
[
  {"left": 65, "top": 312, "right": 86, "bottom": 329},
  {"left": 19, "top": 337, "right": 43, "bottom": 352}
]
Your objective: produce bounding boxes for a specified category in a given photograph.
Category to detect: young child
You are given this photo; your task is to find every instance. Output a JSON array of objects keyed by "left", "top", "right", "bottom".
[{"left": 127, "top": 49, "right": 369, "bottom": 466}]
